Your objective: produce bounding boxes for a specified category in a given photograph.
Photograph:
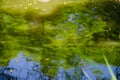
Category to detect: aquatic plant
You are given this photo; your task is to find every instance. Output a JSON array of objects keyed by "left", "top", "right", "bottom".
[{"left": 0, "top": 0, "right": 120, "bottom": 76}]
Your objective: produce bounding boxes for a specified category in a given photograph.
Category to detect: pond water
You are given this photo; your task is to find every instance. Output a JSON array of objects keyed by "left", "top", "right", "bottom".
[
  {"left": 0, "top": 0, "right": 120, "bottom": 80},
  {"left": 2, "top": 0, "right": 80, "bottom": 15},
  {"left": 0, "top": 53, "right": 120, "bottom": 80}
]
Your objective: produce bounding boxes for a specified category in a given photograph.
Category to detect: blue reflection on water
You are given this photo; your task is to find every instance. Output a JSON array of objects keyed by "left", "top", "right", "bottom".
[{"left": 0, "top": 52, "right": 120, "bottom": 80}]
